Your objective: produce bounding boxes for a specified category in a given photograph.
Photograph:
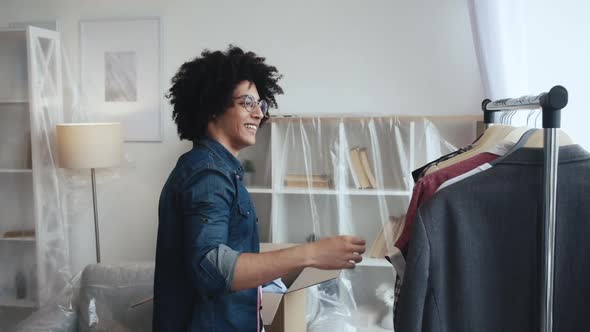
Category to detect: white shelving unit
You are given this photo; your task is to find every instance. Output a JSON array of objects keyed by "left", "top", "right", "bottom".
[
  {"left": 0, "top": 25, "right": 61, "bottom": 332},
  {"left": 0, "top": 28, "right": 38, "bottom": 316},
  {"left": 238, "top": 116, "right": 420, "bottom": 245},
  {"left": 238, "top": 115, "right": 477, "bottom": 330}
]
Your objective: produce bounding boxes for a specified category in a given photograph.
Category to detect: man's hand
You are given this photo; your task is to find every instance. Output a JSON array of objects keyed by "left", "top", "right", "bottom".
[
  {"left": 231, "top": 235, "right": 366, "bottom": 291},
  {"left": 305, "top": 235, "right": 366, "bottom": 270}
]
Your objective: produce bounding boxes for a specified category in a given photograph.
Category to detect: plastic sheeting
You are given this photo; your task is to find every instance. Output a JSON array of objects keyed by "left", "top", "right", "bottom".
[
  {"left": 14, "top": 263, "right": 154, "bottom": 332},
  {"left": 1, "top": 23, "right": 139, "bottom": 330},
  {"left": 0, "top": 26, "right": 75, "bottom": 331},
  {"left": 1, "top": 26, "right": 480, "bottom": 332},
  {"left": 8, "top": 108, "right": 476, "bottom": 332},
  {"left": 27, "top": 25, "right": 70, "bottom": 309},
  {"left": 238, "top": 115, "right": 477, "bottom": 331}
]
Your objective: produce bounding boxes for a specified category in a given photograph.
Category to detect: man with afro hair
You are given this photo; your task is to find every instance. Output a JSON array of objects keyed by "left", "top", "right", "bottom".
[{"left": 154, "top": 45, "right": 366, "bottom": 331}]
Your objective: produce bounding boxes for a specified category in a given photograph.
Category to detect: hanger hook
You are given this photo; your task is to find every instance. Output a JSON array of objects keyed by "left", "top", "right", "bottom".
[
  {"left": 526, "top": 110, "right": 535, "bottom": 127},
  {"left": 514, "top": 111, "right": 518, "bottom": 125},
  {"left": 534, "top": 109, "right": 542, "bottom": 128}
]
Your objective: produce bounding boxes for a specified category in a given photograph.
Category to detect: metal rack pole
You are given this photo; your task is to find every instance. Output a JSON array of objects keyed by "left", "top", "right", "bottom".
[
  {"left": 482, "top": 86, "right": 568, "bottom": 332},
  {"left": 542, "top": 127, "right": 558, "bottom": 332},
  {"left": 539, "top": 86, "right": 566, "bottom": 332}
]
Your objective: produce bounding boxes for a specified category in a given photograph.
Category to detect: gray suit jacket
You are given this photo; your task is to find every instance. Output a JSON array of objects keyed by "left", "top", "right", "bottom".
[{"left": 396, "top": 145, "right": 590, "bottom": 332}]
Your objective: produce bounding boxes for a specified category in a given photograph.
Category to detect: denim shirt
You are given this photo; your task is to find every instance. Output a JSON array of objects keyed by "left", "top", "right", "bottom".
[{"left": 153, "top": 137, "right": 260, "bottom": 332}]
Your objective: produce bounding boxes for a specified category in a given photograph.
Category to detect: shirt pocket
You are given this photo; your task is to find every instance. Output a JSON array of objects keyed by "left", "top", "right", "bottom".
[
  {"left": 238, "top": 196, "right": 252, "bottom": 217},
  {"left": 229, "top": 199, "right": 252, "bottom": 244}
]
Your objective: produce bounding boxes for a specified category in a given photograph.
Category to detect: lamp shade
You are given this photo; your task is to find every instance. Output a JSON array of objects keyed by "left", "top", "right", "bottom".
[{"left": 56, "top": 123, "right": 122, "bottom": 169}]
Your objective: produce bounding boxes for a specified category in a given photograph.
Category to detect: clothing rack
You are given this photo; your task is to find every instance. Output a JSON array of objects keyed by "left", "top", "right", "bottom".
[{"left": 481, "top": 85, "right": 568, "bottom": 332}]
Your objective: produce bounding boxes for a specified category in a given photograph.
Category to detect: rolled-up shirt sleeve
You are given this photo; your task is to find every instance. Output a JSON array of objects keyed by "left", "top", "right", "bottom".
[{"left": 180, "top": 168, "right": 240, "bottom": 296}]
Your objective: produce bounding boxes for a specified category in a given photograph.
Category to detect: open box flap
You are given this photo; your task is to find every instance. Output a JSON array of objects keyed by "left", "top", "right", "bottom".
[
  {"left": 261, "top": 293, "right": 283, "bottom": 325},
  {"left": 286, "top": 267, "right": 340, "bottom": 293}
]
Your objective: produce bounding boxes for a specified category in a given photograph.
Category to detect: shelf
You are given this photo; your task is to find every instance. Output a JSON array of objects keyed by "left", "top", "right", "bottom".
[
  {"left": 247, "top": 187, "right": 273, "bottom": 194},
  {"left": 357, "top": 257, "right": 393, "bottom": 268},
  {"left": 0, "top": 100, "right": 28, "bottom": 104},
  {"left": 0, "top": 169, "right": 32, "bottom": 174},
  {"left": 0, "top": 28, "right": 27, "bottom": 33},
  {"left": 344, "top": 189, "right": 411, "bottom": 196},
  {"left": 278, "top": 188, "right": 338, "bottom": 195},
  {"left": 0, "top": 237, "right": 35, "bottom": 242},
  {"left": 254, "top": 188, "right": 411, "bottom": 196},
  {"left": 0, "top": 297, "right": 36, "bottom": 308}
]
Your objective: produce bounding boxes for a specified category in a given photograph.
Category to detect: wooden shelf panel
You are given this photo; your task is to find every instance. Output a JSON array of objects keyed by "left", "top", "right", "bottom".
[
  {"left": 0, "top": 237, "right": 35, "bottom": 242},
  {"left": 0, "top": 297, "right": 36, "bottom": 308},
  {"left": 0, "top": 169, "right": 32, "bottom": 174},
  {"left": 0, "top": 100, "right": 28, "bottom": 103}
]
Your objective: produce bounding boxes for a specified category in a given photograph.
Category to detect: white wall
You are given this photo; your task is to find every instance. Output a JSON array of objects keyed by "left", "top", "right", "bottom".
[
  {"left": 0, "top": 0, "right": 484, "bottom": 273},
  {"left": 523, "top": 0, "right": 590, "bottom": 149}
]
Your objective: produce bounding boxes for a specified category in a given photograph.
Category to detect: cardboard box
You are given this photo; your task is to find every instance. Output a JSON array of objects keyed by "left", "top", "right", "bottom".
[
  {"left": 260, "top": 243, "right": 341, "bottom": 332},
  {"left": 130, "top": 243, "right": 341, "bottom": 332}
]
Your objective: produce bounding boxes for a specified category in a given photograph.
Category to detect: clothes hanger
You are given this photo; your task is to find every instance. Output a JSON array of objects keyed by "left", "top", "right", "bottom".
[
  {"left": 522, "top": 129, "right": 574, "bottom": 148},
  {"left": 520, "top": 109, "right": 574, "bottom": 148},
  {"left": 489, "top": 128, "right": 536, "bottom": 165},
  {"left": 426, "top": 105, "right": 575, "bottom": 174},
  {"left": 489, "top": 128, "right": 574, "bottom": 166},
  {"left": 502, "top": 126, "right": 530, "bottom": 144},
  {"left": 472, "top": 124, "right": 517, "bottom": 148},
  {"left": 424, "top": 124, "right": 518, "bottom": 175}
]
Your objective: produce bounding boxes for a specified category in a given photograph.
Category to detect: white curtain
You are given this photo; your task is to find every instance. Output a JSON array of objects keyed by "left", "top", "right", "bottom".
[
  {"left": 467, "top": 0, "right": 530, "bottom": 100},
  {"left": 468, "top": 0, "right": 590, "bottom": 147}
]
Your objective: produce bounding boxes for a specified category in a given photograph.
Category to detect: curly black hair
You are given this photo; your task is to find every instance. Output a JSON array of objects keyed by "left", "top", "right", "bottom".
[{"left": 167, "top": 45, "right": 284, "bottom": 141}]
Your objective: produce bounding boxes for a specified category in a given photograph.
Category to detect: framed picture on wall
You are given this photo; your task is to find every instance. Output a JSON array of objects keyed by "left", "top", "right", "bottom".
[{"left": 80, "top": 18, "right": 161, "bottom": 142}]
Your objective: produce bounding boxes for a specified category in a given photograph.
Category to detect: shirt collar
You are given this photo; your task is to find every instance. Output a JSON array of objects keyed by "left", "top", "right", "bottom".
[{"left": 196, "top": 136, "right": 244, "bottom": 176}]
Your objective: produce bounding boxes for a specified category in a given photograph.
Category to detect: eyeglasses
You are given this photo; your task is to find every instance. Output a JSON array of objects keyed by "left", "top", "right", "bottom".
[{"left": 233, "top": 95, "right": 269, "bottom": 118}]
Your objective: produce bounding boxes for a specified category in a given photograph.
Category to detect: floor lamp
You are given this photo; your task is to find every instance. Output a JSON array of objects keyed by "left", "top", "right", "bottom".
[{"left": 56, "top": 123, "right": 122, "bottom": 263}]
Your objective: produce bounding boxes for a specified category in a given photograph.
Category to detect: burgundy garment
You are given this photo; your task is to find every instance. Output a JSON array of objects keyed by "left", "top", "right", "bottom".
[{"left": 396, "top": 153, "right": 498, "bottom": 253}]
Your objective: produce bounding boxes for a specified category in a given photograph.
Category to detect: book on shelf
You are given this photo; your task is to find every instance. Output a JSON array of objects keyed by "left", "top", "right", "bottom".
[
  {"left": 367, "top": 215, "right": 406, "bottom": 258},
  {"left": 358, "top": 148, "right": 377, "bottom": 189},
  {"left": 284, "top": 180, "right": 331, "bottom": 188},
  {"left": 348, "top": 148, "right": 372, "bottom": 189},
  {"left": 368, "top": 227, "right": 386, "bottom": 258},
  {"left": 347, "top": 148, "right": 362, "bottom": 188},
  {"left": 284, "top": 174, "right": 332, "bottom": 189},
  {"left": 3, "top": 229, "right": 35, "bottom": 238}
]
